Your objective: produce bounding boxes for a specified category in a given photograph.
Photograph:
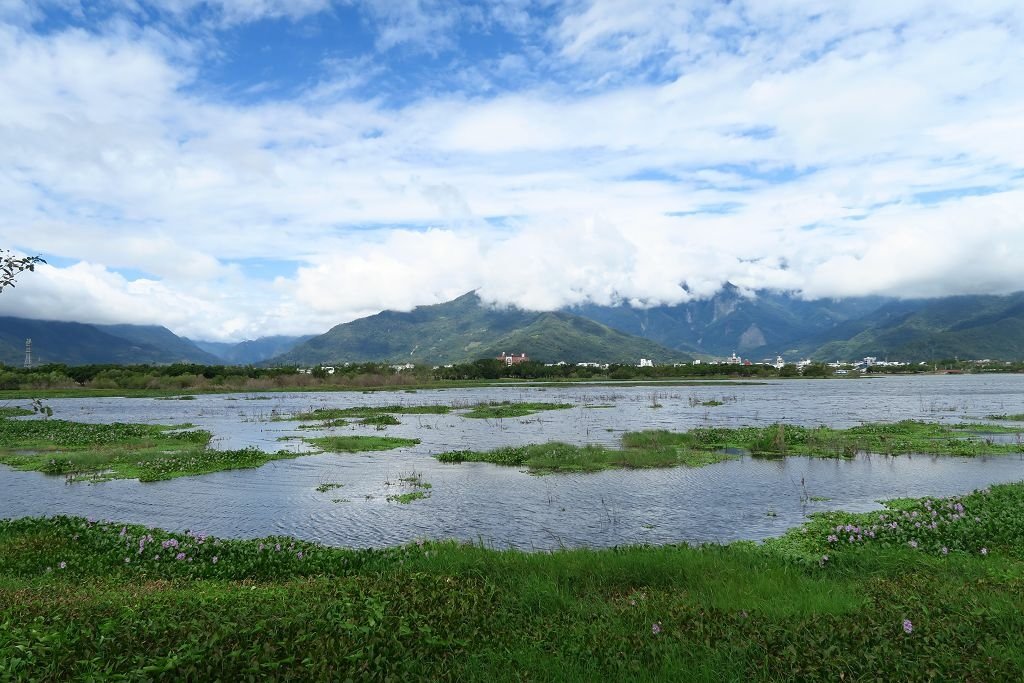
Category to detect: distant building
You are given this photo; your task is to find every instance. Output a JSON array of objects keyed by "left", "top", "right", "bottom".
[
  {"left": 498, "top": 352, "right": 529, "bottom": 366},
  {"left": 638, "top": 358, "right": 654, "bottom": 367},
  {"left": 727, "top": 352, "right": 742, "bottom": 365}
]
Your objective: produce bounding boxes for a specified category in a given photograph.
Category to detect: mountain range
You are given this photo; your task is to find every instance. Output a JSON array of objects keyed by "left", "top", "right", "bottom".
[
  {"left": 272, "top": 292, "right": 692, "bottom": 366},
  {"left": 2, "top": 288, "right": 1023, "bottom": 367}
]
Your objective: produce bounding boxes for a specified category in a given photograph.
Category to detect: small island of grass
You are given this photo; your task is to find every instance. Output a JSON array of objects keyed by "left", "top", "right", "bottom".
[
  {"left": 280, "top": 405, "right": 450, "bottom": 421},
  {"left": 436, "top": 420, "right": 1024, "bottom": 473},
  {"left": 303, "top": 435, "right": 420, "bottom": 453},
  {"left": 461, "top": 401, "right": 573, "bottom": 419},
  {"left": 0, "top": 414, "right": 308, "bottom": 482}
]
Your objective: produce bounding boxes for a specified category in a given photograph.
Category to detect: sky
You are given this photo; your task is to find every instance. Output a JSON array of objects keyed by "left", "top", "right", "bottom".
[{"left": 0, "top": 0, "right": 1022, "bottom": 341}]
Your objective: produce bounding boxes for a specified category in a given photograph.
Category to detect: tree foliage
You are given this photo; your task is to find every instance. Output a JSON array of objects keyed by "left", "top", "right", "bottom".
[{"left": 0, "top": 250, "right": 44, "bottom": 293}]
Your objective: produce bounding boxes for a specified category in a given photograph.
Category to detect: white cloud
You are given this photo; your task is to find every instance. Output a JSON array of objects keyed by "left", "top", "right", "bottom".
[{"left": 1, "top": 2, "right": 1023, "bottom": 341}]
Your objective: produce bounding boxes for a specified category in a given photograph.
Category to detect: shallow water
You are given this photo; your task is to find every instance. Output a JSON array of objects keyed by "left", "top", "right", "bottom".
[{"left": 2, "top": 374, "right": 1023, "bottom": 549}]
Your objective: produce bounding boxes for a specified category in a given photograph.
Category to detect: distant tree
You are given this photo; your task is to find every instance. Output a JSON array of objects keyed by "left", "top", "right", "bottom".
[{"left": 0, "top": 250, "right": 44, "bottom": 293}]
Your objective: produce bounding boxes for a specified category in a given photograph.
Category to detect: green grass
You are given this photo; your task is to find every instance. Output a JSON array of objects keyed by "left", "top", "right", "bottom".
[
  {"left": 4, "top": 481, "right": 1024, "bottom": 679},
  {"left": 303, "top": 435, "right": 420, "bottom": 453},
  {"left": 461, "top": 401, "right": 574, "bottom": 419},
  {"left": 435, "top": 420, "right": 1024, "bottom": 473},
  {"left": 281, "top": 405, "right": 450, "bottom": 421}
]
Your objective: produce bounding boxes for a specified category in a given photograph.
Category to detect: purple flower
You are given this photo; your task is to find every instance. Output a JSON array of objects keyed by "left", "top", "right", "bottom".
[
  {"left": 258, "top": 543, "right": 265, "bottom": 551},
  {"left": 908, "top": 540, "right": 918, "bottom": 549},
  {"left": 827, "top": 535, "right": 838, "bottom": 543},
  {"left": 296, "top": 551, "right": 303, "bottom": 559},
  {"left": 175, "top": 552, "right": 186, "bottom": 561},
  {"left": 212, "top": 556, "right": 219, "bottom": 564},
  {"left": 275, "top": 543, "right": 281, "bottom": 552},
  {"left": 651, "top": 622, "right": 662, "bottom": 635},
  {"left": 941, "top": 546, "right": 949, "bottom": 555},
  {"left": 59, "top": 561, "right": 67, "bottom": 569},
  {"left": 903, "top": 619, "right": 913, "bottom": 634},
  {"left": 124, "top": 557, "right": 130, "bottom": 564},
  {"left": 981, "top": 547, "right": 988, "bottom": 556}
]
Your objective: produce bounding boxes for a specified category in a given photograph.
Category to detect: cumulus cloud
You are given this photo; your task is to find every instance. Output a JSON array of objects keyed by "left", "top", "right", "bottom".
[{"left": 0, "top": 1, "right": 1022, "bottom": 340}]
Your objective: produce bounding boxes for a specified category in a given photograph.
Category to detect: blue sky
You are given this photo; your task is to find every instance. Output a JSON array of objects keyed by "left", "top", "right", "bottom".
[{"left": 0, "top": 1, "right": 1022, "bottom": 340}]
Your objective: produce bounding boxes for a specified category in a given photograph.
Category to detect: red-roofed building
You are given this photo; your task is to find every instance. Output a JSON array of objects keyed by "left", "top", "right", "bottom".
[{"left": 497, "top": 352, "right": 529, "bottom": 366}]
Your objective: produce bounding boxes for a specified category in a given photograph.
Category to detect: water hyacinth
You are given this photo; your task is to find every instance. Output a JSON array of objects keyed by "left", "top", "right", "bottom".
[
  {"left": 801, "top": 488, "right": 1006, "bottom": 561},
  {"left": 651, "top": 622, "right": 662, "bottom": 635},
  {"left": 903, "top": 619, "right": 913, "bottom": 635}
]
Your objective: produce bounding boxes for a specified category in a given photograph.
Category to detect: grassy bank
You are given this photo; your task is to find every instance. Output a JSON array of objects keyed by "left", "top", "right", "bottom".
[
  {"left": 3, "top": 482, "right": 1024, "bottom": 680},
  {"left": 437, "top": 420, "right": 1024, "bottom": 473}
]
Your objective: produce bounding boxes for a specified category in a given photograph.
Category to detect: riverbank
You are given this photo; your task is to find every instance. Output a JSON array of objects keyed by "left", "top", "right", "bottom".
[{"left": 2, "top": 482, "right": 1022, "bottom": 680}]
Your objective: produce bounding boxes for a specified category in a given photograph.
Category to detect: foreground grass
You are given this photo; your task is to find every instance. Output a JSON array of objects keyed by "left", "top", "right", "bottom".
[
  {"left": 438, "top": 420, "right": 1024, "bottom": 473},
  {"left": 461, "top": 401, "right": 574, "bottom": 419},
  {"left": 3, "top": 482, "right": 1024, "bottom": 680}
]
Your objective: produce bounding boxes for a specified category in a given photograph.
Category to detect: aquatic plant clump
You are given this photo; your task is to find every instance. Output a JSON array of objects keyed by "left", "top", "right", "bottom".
[
  {"left": 675, "top": 420, "right": 1024, "bottom": 458},
  {"left": 281, "top": 405, "right": 450, "bottom": 421},
  {"left": 436, "top": 421, "right": 1024, "bottom": 473},
  {"left": 436, "top": 433, "right": 735, "bottom": 473},
  {"left": 303, "top": 435, "right": 420, "bottom": 453},
  {"left": 766, "top": 481, "right": 1024, "bottom": 563},
  {"left": 0, "top": 414, "right": 397, "bottom": 482},
  {"left": 460, "top": 401, "right": 574, "bottom": 419}
]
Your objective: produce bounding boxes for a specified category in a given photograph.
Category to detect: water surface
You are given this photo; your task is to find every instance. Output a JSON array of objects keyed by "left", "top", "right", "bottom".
[{"left": 2, "top": 375, "right": 1022, "bottom": 549}]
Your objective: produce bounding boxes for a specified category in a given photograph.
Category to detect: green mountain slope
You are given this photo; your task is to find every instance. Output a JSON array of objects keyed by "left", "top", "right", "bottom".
[
  {"left": 96, "top": 324, "right": 220, "bottom": 364},
  {"left": 811, "top": 294, "right": 1024, "bottom": 361},
  {"left": 192, "top": 336, "right": 314, "bottom": 364},
  {"left": 0, "top": 318, "right": 217, "bottom": 365},
  {"left": 571, "top": 284, "right": 887, "bottom": 356},
  {"left": 271, "top": 293, "right": 691, "bottom": 365}
]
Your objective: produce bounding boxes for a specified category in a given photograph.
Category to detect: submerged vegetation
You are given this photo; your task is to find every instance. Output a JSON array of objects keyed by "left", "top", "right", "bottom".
[
  {"left": 3, "top": 482, "right": 1024, "bottom": 679},
  {"left": 437, "top": 420, "right": 1024, "bottom": 473}
]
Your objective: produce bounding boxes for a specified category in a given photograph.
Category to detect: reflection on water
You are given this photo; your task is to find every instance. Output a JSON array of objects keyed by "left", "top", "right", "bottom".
[{"left": 2, "top": 375, "right": 1023, "bottom": 549}]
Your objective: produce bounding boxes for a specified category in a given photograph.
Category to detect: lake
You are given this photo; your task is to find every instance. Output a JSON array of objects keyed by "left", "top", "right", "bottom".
[{"left": 2, "top": 374, "right": 1023, "bottom": 549}]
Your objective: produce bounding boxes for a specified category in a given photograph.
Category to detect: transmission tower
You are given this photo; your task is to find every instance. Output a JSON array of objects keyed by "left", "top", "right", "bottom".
[{"left": 23, "top": 338, "right": 32, "bottom": 369}]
